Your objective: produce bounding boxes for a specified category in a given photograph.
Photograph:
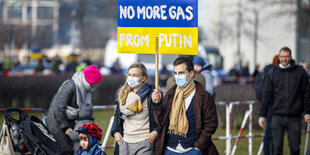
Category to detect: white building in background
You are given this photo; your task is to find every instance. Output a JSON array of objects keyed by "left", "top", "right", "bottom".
[
  {"left": 199, "top": 0, "right": 296, "bottom": 72},
  {"left": 2, "top": 0, "right": 59, "bottom": 44}
]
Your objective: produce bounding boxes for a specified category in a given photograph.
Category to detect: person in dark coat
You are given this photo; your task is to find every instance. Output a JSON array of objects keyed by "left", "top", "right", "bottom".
[
  {"left": 110, "top": 63, "right": 160, "bottom": 155},
  {"left": 46, "top": 65, "right": 103, "bottom": 153},
  {"left": 259, "top": 47, "right": 310, "bottom": 155},
  {"left": 256, "top": 55, "right": 278, "bottom": 155},
  {"left": 252, "top": 64, "right": 260, "bottom": 77},
  {"left": 152, "top": 57, "right": 219, "bottom": 155},
  {"left": 51, "top": 54, "right": 63, "bottom": 74}
]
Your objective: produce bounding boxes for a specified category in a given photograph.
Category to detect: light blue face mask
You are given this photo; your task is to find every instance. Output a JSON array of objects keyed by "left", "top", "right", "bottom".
[
  {"left": 174, "top": 74, "right": 189, "bottom": 88},
  {"left": 127, "top": 76, "right": 142, "bottom": 88}
]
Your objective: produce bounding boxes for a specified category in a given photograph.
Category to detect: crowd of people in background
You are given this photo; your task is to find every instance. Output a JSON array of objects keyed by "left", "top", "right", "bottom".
[
  {"left": 0, "top": 53, "right": 109, "bottom": 76},
  {"left": 228, "top": 61, "right": 254, "bottom": 78},
  {"left": 1, "top": 50, "right": 310, "bottom": 82},
  {"left": 1, "top": 46, "right": 310, "bottom": 155}
]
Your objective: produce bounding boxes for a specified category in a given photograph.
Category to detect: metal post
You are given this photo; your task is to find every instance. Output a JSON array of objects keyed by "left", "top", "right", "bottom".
[
  {"left": 225, "top": 104, "right": 231, "bottom": 155},
  {"left": 102, "top": 116, "right": 114, "bottom": 151},
  {"left": 231, "top": 110, "right": 251, "bottom": 155},
  {"left": 257, "top": 142, "right": 264, "bottom": 155},
  {"left": 248, "top": 103, "right": 253, "bottom": 155}
]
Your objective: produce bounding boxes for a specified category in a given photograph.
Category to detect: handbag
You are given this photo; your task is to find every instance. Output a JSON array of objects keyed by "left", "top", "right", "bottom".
[{"left": 0, "top": 121, "right": 15, "bottom": 155}]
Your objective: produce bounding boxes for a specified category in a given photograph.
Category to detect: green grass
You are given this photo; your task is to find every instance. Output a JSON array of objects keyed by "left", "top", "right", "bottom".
[{"left": 1, "top": 110, "right": 309, "bottom": 155}]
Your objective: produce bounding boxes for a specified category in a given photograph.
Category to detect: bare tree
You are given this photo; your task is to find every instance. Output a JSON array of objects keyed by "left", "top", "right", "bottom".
[
  {"left": 67, "top": 0, "right": 117, "bottom": 49},
  {"left": 210, "top": 1, "right": 262, "bottom": 67},
  {"left": 0, "top": 25, "right": 31, "bottom": 50},
  {"left": 261, "top": 0, "right": 310, "bottom": 64}
]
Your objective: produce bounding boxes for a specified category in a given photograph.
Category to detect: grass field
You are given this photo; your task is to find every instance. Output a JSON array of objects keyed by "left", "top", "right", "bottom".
[{"left": 0, "top": 109, "right": 309, "bottom": 155}]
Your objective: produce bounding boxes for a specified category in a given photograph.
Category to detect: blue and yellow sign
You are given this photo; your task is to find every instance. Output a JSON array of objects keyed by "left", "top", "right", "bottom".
[
  {"left": 118, "top": 0, "right": 198, "bottom": 55},
  {"left": 30, "top": 48, "right": 43, "bottom": 59}
]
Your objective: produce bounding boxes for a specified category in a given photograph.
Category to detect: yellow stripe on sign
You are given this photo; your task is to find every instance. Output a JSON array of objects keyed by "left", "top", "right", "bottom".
[
  {"left": 30, "top": 53, "right": 43, "bottom": 59},
  {"left": 117, "top": 27, "right": 198, "bottom": 55}
]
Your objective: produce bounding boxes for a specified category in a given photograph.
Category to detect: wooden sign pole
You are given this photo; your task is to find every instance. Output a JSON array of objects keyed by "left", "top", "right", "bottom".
[{"left": 155, "top": 37, "right": 159, "bottom": 90}]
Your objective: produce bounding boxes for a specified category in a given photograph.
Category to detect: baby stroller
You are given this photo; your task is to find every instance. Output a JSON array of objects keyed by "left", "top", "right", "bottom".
[{"left": 2, "top": 108, "right": 63, "bottom": 155}]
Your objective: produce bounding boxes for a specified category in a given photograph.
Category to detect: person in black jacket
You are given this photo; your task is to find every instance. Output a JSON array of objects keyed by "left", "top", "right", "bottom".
[
  {"left": 110, "top": 63, "right": 160, "bottom": 155},
  {"left": 259, "top": 47, "right": 310, "bottom": 155},
  {"left": 256, "top": 55, "right": 278, "bottom": 155}
]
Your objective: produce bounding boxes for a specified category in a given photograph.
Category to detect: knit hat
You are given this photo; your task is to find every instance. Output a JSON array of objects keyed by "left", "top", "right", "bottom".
[
  {"left": 193, "top": 56, "right": 206, "bottom": 67},
  {"left": 83, "top": 65, "right": 103, "bottom": 84}
]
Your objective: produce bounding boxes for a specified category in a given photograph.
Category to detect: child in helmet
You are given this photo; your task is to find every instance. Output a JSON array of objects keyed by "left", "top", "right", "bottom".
[{"left": 76, "top": 123, "right": 106, "bottom": 155}]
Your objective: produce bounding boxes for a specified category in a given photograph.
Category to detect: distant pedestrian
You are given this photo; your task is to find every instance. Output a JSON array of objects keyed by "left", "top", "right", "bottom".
[
  {"left": 241, "top": 61, "right": 250, "bottom": 77},
  {"left": 159, "top": 64, "right": 170, "bottom": 88},
  {"left": 193, "top": 56, "right": 215, "bottom": 97},
  {"left": 259, "top": 47, "right": 310, "bottom": 155},
  {"left": 252, "top": 64, "right": 260, "bottom": 77},
  {"left": 228, "top": 64, "right": 240, "bottom": 77},
  {"left": 111, "top": 58, "right": 122, "bottom": 74},
  {"left": 35, "top": 59, "right": 44, "bottom": 73},
  {"left": 52, "top": 55, "right": 62, "bottom": 74},
  {"left": 2, "top": 56, "right": 13, "bottom": 73},
  {"left": 46, "top": 65, "right": 103, "bottom": 153},
  {"left": 255, "top": 55, "right": 278, "bottom": 155},
  {"left": 82, "top": 55, "right": 92, "bottom": 66},
  {"left": 65, "top": 54, "right": 79, "bottom": 73}
]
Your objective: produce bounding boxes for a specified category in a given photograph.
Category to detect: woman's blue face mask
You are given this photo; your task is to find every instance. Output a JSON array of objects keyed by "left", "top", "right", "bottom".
[{"left": 174, "top": 74, "right": 189, "bottom": 88}]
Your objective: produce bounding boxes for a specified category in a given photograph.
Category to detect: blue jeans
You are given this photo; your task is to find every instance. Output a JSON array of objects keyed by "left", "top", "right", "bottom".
[
  {"left": 164, "top": 148, "right": 203, "bottom": 155},
  {"left": 264, "top": 107, "right": 273, "bottom": 155}
]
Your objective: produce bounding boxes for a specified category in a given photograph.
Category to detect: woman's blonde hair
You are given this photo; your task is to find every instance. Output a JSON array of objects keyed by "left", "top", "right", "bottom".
[{"left": 117, "top": 63, "right": 148, "bottom": 104}]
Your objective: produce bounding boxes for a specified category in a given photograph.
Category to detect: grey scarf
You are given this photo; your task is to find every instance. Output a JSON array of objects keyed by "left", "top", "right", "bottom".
[{"left": 72, "top": 72, "right": 94, "bottom": 108}]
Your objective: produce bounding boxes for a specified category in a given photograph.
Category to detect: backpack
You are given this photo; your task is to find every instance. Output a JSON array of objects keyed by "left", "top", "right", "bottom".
[{"left": 255, "top": 65, "right": 274, "bottom": 101}]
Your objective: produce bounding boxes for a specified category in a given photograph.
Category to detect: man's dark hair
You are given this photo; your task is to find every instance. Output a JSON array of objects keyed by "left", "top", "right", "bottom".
[
  {"left": 279, "top": 47, "right": 292, "bottom": 56},
  {"left": 173, "top": 57, "right": 194, "bottom": 72}
]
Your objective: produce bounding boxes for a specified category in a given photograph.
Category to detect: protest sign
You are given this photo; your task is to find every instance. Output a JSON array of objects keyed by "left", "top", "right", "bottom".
[{"left": 118, "top": 0, "right": 198, "bottom": 55}]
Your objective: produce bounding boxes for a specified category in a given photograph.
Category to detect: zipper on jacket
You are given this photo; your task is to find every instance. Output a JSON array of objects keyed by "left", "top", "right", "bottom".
[{"left": 286, "top": 70, "right": 288, "bottom": 115}]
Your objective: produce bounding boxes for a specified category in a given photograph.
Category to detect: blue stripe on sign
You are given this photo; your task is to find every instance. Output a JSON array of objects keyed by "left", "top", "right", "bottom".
[{"left": 118, "top": 0, "right": 197, "bottom": 27}]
